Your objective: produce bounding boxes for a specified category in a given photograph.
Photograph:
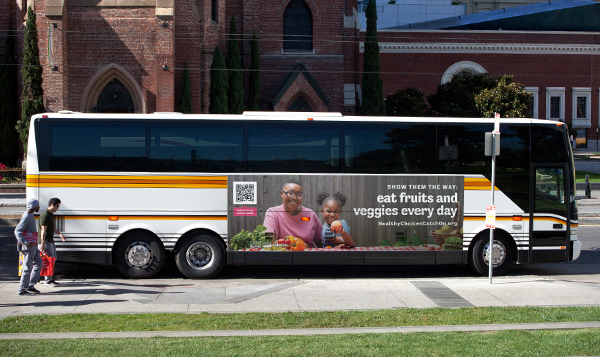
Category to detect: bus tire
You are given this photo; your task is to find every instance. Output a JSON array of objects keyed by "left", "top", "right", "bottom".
[
  {"left": 175, "top": 233, "right": 225, "bottom": 279},
  {"left": 115, "top": 231, "right": 165, "bottom": 279},
  {"left": 469, "top": 232, "right": 514, "bottom": 276}
]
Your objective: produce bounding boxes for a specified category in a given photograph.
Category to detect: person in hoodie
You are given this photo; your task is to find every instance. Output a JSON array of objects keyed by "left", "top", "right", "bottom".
[{"left": 15, "top": 198, "right": 42, "bottom": 295}]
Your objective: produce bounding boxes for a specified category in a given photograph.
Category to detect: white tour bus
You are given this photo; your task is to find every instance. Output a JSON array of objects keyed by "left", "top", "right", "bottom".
[{"left": 26, "top": 111, "right": 581, "bottom": 279}]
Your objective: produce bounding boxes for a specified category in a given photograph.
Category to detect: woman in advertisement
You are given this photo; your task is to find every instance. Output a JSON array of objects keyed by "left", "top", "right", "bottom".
[
  {"left": 317, "top": 192, "right": 356, "bottom": 248},
  {"left": 263, "top": 179, "right": 322, "bottom": 247}
]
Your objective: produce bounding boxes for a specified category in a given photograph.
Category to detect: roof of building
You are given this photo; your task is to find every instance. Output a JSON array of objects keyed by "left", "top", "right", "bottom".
[{"left": 388, "top": 0, "right": 600, "bottom": 31}]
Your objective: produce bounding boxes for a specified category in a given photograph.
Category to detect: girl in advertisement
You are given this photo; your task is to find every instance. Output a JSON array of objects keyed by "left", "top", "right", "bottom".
[
  {"left": 263, "top": 179, "right": 322, "bottom": 248},
  {"left": 317, "top": 192, "right": 356, "bottom": 248}
]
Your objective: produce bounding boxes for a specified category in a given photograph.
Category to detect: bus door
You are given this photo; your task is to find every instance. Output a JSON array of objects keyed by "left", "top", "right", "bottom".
[{"left": 530, "top": 166, "right": 570, "bottom": 263}]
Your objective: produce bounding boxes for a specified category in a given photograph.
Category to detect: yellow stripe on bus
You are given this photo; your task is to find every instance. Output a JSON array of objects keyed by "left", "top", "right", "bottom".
[
  {"left": 27, "top": 175, "right": 227, "bottom": 188},
  {"left": 464, "top": 177, "right": 498, "bottom": 191}
]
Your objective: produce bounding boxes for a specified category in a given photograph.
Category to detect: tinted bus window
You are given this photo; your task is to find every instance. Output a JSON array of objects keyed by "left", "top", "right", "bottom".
[
  {"left": 247, "top": 122, "right": 341, "bottom": 173},
  {"left": 149, "top": 121, "right": 244, "bottom": 172},
  {"left": 493, "top": 125, "right": 531, "bottom": 211},
  {"left": 48, "top": 121, "right": 147, "bottom": 172},
  {"left": 344, "top": 123, "right": 436, "bottom": 173},
  {"left": 496, "top": 125, "right": 530, "bottom": 174},
  {"left": 436, "top": 124, "right": 489, "bottom": 174},
  {"left": 531, "top": 126, "right": 568, "bottom": 163}
]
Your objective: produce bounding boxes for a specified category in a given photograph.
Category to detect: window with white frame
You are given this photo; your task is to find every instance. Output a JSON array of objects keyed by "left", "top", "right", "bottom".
[
  {"left": 572, "top": 87, "right": 591, "bottom": 127},
  {"left": 546, "top": 87, "right": 565, "bottom": 121},
  {"left": 525, "top": 87, "right": 538, "bottom": 119}
]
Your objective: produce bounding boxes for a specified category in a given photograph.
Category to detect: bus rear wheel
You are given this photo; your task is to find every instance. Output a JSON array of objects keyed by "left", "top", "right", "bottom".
[
  {"left": 175, "top": 233, "right": 225, "bottom": 279},
  {"left": 469, "top": 233, "right": 514, "bottom": 276},
  {"left": 115, "top": 232, "right": 165, "bottom": 279}
]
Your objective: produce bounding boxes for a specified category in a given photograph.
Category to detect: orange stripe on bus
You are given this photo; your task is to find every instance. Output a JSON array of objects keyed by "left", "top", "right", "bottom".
[
  {"left": 27, "top": 175, "right": 227, "bottom": 188},
  {"left": 54, "top": 216, "right": 227, "bottom": 221}
]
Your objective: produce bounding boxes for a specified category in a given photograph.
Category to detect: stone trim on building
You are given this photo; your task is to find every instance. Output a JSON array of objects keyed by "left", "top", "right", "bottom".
[{"left": 360, "top": 42, "right": 600, "bottom": 55}]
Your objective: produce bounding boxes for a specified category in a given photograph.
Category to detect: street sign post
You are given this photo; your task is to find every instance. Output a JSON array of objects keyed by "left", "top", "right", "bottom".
[{"left": 484, "top": 113, "right": 501, "bottom": 284}]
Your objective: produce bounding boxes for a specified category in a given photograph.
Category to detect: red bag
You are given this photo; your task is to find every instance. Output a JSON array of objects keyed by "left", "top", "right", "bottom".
[{"left": 40, "top": 253, "right": 56, "bottom": 277}]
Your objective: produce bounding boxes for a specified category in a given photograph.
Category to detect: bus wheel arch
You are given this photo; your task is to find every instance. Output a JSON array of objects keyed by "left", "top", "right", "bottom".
[
  {"left": 174, "top": 230, "right": 226, "bottom": 279},
  {"left": 468, "top": 229, "right": 516, "bottom": 276},
  {"left": 113, "top": 229, "right": 165, "bottom": 279}
]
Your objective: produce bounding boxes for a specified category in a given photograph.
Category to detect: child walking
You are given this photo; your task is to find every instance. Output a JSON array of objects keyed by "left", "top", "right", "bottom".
[{"left": 317, "top": 192, "right": 356, "bottom": 248}]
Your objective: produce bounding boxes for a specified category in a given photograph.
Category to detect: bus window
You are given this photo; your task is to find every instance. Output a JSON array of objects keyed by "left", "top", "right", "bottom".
[
  {"left": 48, "top": 121, "right": 147, "bottom": 172},
  {"left": 531, "top": 126, "right": 568, "bottom": 163},
  {"left": 247, "top": 122, "right": 341, "bottom": 173},
  {"left": 344, "top": 123, "right": 436, "bottom": 173},
  {"left": 492, "top": 125, "right": 531, "bottom": 212},
  {"left": 496, "top": 125, "right": 530, "bottom": 174},
  {"left": 436, "top": 124, "right": 488, "bottom": 174},
  {"left": 149, "top": 121, "right": 244, "bottom": 173}
]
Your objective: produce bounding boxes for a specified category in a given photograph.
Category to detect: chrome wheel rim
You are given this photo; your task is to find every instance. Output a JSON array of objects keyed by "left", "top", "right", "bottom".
[
  {"left": 125, "top": 241, "right": 153, "bottom": 269},
  {"left": 483, "top": 240, "right": 506, "bottom": 267},
  {"left": 186, "top": 242, "right": 214, "bottom": 270}
]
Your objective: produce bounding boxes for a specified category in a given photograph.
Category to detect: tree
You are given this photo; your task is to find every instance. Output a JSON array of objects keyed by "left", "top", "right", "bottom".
[
  {"left": 475, "top": 75, "right": 531, "bottom": 118},
  {"left": 209, "top": 45, "right": 229, "bottom": 114},
  {"left": 361, "top": 0, "right": 385, "bottom": 116},
  {"left": 0, "top": 28, "right": 19, "bottom": 166},
  {"left": 247, "top": 32, "right": 261, "bottom": 111},
  {"left": 226, "top": 17, "right": 244, "bottom": 114},
  {"left": 385, "top": 86, "right": 427, "bottom": 117},
  {"left": 180, "top": 61, "right": 192, "bottom": 114},
  {"left": 427, "top": 74, "right": 497, "bottom": 117},
  {"left": 17, "top": 6, "right": 45, "bottom": 156}
]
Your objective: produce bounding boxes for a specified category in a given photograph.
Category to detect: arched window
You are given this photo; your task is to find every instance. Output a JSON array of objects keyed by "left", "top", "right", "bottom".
[
  {"left": 81, "top": 63, "right": 144, "bottom": 113},
  {"left": 283, "top": 0, "right": 313, "bottom": 51},
  {"left": 287, "top": 96, "right": 313, "bottom": 111},
  {"left": 441, "top": 61, "right": 487, "bottom": 84},
  {"left": 95, "top": 79, "right": 135, "bottom": 113}
]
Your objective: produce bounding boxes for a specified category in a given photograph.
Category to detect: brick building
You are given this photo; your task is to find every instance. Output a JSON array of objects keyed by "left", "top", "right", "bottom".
[
  {"left": 4, "top": 0, "right": 600, "bottom": 148},
  {"left": 367, "top": 0, "right": 600, "bottom": 149},
  {"left": 1, "top": 0, "right": 360, "bottom": 116}
]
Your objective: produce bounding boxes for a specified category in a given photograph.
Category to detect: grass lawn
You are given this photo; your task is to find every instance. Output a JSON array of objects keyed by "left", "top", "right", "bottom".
[
  {"left": 575, "top": 170, "right": 600, "bottom": 183},
  {"left": 1, "top": 329, "right": 599, "bottom": 356},
  {"left": 1, "top": 307, "right": 600, "bottom": 333}
]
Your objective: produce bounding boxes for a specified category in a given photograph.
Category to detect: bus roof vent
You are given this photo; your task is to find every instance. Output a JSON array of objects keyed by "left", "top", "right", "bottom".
[
  {"left": 153, "top": 112, "right": 183, "bottom": 115},
  {"left": 58, "top": 110, "right": 75, "bottom": 114}
]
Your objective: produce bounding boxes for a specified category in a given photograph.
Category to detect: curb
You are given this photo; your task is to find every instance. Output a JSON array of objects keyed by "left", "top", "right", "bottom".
[
  {"left": 1, "top": 321, "right": 599, "bottom": 340},
  {"left": 0, "top": 217, "right": 20, "bottom": 226}
]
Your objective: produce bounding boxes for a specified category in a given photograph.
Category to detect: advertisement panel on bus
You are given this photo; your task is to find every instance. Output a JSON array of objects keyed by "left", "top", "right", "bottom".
[{"left": 228, "top": 175, "right": 464, "bottom": 252}]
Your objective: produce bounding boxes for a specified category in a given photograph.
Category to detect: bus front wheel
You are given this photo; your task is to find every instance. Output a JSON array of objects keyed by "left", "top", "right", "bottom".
[
  {"left": 175, "top": 233, "right": 225, "bottom": 279},
  {"left": 115, "top": 232, "right": 165, "bottom": 279},
  {"left": 469, "top": 233, "right": 514, "bottom": 276}
]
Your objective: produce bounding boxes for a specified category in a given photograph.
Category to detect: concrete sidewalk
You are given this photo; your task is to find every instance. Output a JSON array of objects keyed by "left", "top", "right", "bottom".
[
  {"left": 2, "top": 274, "right": 600, "bottom": 320},
  {"left": 1, "top": 321, "right": 600, "bottom": 339}
]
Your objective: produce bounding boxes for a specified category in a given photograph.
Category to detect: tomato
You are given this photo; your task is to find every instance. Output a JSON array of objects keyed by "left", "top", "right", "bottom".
[{"left": 284, "top": 239, "right": 291, "bottom": 245}]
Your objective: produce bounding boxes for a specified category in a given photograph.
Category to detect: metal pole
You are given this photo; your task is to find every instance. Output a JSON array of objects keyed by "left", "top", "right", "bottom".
[{"left": 489, "top": 133, "right": 496, "bottom": 284}]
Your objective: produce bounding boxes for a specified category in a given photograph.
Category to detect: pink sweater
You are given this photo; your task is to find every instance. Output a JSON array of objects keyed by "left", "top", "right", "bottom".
[{"left": 263, "top": 204, "right": 322, "bottom": 247}]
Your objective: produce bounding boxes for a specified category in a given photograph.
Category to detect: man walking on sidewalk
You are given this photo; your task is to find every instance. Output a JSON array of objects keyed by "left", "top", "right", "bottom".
[
  {"left": 39, "top": 197, "right": 66, "bottom": 286},
  {"left": 15, "top": 198, "right": 42, "bottom": 295}
]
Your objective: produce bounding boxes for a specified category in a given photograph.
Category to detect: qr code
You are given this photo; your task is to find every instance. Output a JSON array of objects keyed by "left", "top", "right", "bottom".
[{"left": 233, "top": 181, "right": 257, "bottom": 204}]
